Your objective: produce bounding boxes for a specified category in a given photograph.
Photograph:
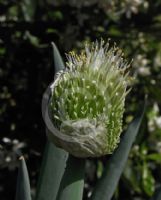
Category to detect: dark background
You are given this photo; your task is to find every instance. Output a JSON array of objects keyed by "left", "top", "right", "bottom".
[{"left": 0, "top": 0, "right": 161, "bottom": 199}]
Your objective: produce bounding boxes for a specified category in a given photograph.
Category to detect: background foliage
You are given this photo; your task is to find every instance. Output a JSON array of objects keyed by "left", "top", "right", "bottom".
[{"left": 0, "top": 0, "right": 161, "bottom": 199}]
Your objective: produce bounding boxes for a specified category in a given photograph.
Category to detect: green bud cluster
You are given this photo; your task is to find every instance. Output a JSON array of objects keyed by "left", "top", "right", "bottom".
[{"left": 49, "top": 40, "right": 131, "bottom": 157}]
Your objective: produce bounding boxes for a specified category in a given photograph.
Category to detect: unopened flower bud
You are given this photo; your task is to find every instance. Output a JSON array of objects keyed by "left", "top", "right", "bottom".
[{"left": 48, "top": 40, "right": 131, "bottom": 157}]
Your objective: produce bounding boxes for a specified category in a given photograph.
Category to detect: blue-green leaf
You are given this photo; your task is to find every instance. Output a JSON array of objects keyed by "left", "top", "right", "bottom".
[
  {"left": 15, "top": 157, "right": 31, "bottom": 200},
  {"left": 36, "top": 42, "right": 68, "bottom": 200},
  {"left": 51, "top": 42, "right": 65, "bottom": 73},
  {"left": 91, "top": 101, "right": 146, "bottom": 200},
  {"left": 56, "top": 155, "right": 85, "bottom": 200},
  {"left": 35, "top": 140, "right": 68, "bottom": 200}
]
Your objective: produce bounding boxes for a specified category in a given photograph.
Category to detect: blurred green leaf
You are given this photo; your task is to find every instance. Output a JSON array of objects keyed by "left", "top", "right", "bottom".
[
  {"left": 46, "top": 28, "right": 58, "bottom": 34},
  {"left": 8, "top": 5, "right": 18, "bottom": 19},
  {"left": 142, "top": 162, "right": 155, "bottom": 197},
  {"left": 15, "top": 157, "right": 31, "bottom": 200},
  {"left": 24, "top": 31, "right": 40, "bottom": 47},
  {"left": 97, "top": 161, "right": 104, "bottom": 179},
  {"left": 48, "top": 11, "right": 63, "bottom": 20},
  {"left": 147, "top": 153, "right": 161, "bottom": 163},
  {"left": 21, "top": 0, "right": 36, "bottom": 21},
  {"left": 91, "top": 100, "right": 146, "bottom": 200},
  {"left": 140, "top": 144, "right": 148, "bottom": 160},
  {"left": 108, "top": 26, "right": 122, "bottom": 37},
  {"left": 123, "top": 160, "right": 142, "bottom": 193},
  {"left": 0, "top": 47, "right": 6, "bottom": 56}
]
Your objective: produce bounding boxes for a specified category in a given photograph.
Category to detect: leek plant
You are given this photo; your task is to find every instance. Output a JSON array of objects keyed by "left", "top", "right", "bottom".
[{"left": 15, "top": 41, "right": 157, "bottom": 200}]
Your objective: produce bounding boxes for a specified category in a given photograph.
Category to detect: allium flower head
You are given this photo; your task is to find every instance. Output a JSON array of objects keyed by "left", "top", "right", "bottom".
[{"left": 49, "top": 40, "right": 131, "bottom": 157}]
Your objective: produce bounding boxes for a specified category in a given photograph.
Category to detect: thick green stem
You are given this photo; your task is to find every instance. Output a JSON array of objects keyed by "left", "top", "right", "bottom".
[
  {"left": 56, "top": 155, "right": 86, "bottom": 200},
  {"left": 35, "top": 139, "right": 68, "bottom": 200}
]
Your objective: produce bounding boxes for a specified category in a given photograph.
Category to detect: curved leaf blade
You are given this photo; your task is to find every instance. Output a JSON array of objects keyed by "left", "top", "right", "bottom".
[
  {"left": 51, "top": 42, "right": 65, "bottom": 73},
  {"left": 36, "top": 43, "right": 68, "bottom": 200},
  {"left": 15, "top": 157, "right": 32, "bottom": 200},
  {"left": 91, "top": 101, "right": 146, "bottom": 200},
  {"left": 35, "top": 140, "right": 68, "bottom": 200}
]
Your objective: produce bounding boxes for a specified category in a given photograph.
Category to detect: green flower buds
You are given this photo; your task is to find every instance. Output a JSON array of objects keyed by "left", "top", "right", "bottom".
[{"left": 48, "top": 40, "right": 131, "bottom": 157}]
